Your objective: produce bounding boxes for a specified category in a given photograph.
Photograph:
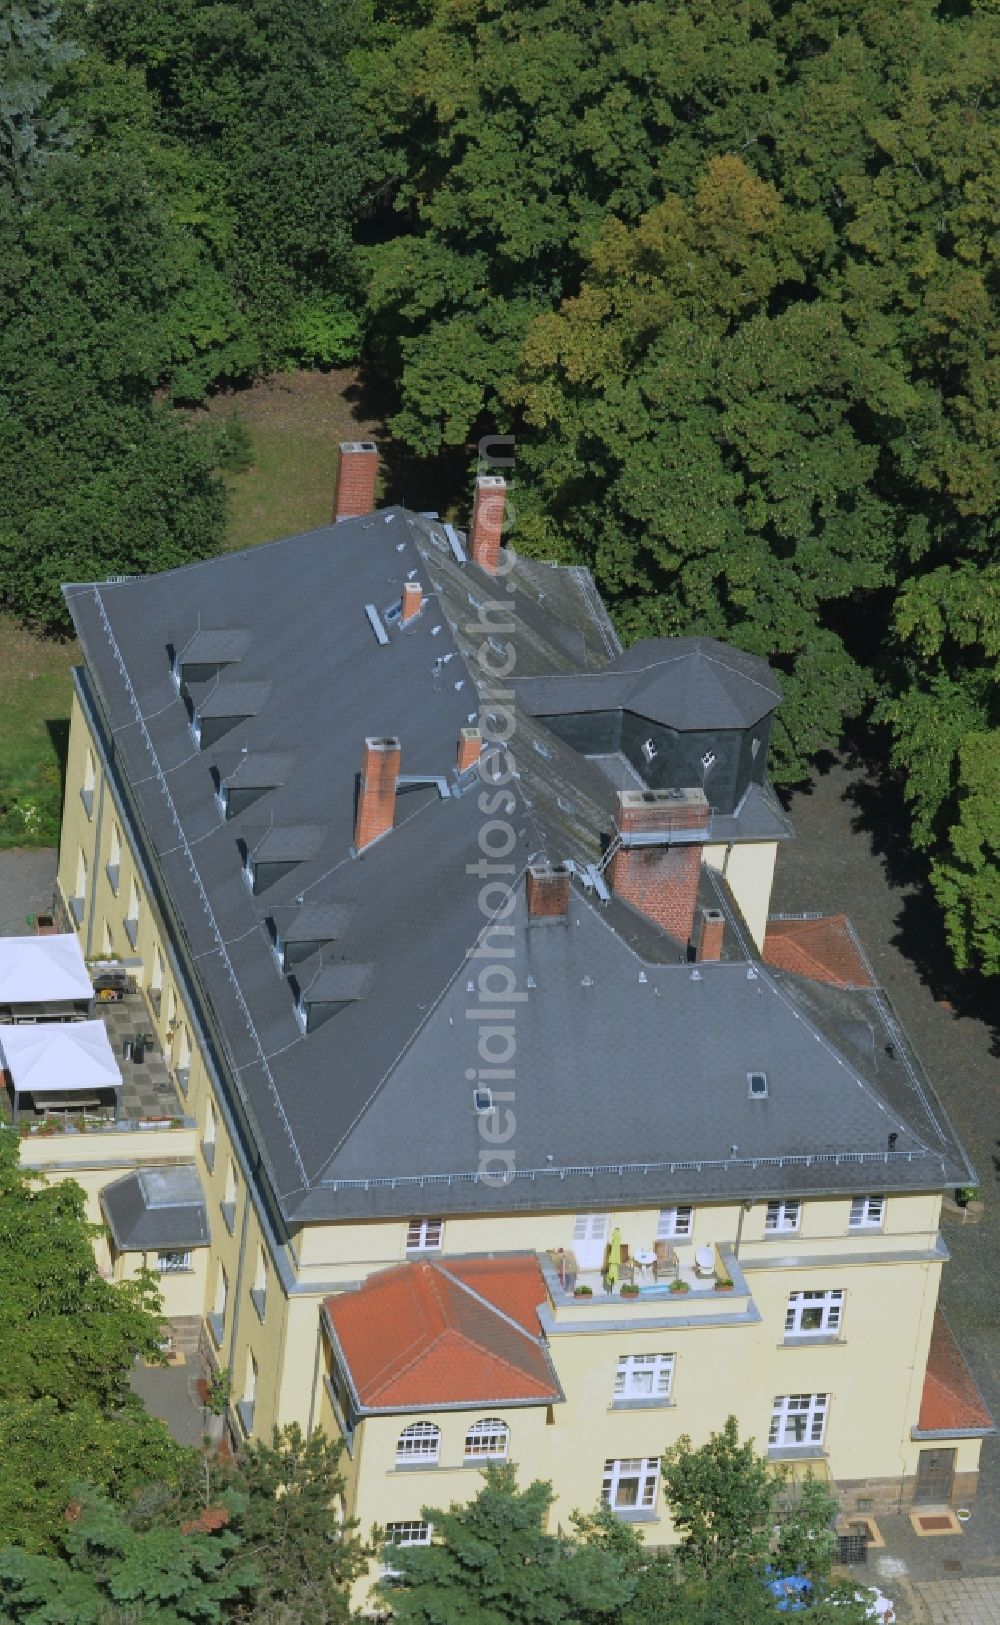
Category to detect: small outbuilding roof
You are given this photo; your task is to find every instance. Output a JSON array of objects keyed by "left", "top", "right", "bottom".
[
  {"left": 101, "top": 1164, "right": 209, "bottom": 1253},
  {"left": 0, "top": 1019, "right": 121, "bottom": 1095},
  {"left": 0, "top": 935, "right": 93, "bottom": 1004}
]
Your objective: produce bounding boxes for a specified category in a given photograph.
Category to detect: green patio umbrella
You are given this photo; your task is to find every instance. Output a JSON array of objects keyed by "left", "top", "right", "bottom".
[{"left": 606, "top": 1226, "right": 622, "bottom": 1289}]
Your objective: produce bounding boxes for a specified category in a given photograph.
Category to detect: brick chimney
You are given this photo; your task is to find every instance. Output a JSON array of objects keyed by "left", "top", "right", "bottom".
[
  {"left": 607, "top": 790, "right": 709, "bottom": 947},
  {"left": 355, "top": 736, "right": 400, "bottom": 851},
  {"left": 401, "top": 581, "right": 423, "bottom": 625},
  {"left": 333, "top": 441, "right": 379, "bottom": 522},
  {"left": 457, "top": 726, "right": 482, "bottom": 774},
  {"left": 526, "top": 863, "right": 570, "bottom": 919},
  {"left": 694, "top": 906, "right": 725, "bottom": 962},
  {"left": 469, "top": 475, "right": 506, "bottom": 574}
]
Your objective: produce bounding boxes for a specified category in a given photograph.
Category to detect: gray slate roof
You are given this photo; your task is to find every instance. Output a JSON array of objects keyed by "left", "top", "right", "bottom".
[
  {"left": 101, "top": 1164, "right": 209, "bottom": 1252},
  {"left": 516, "top": 637, "right": 781, "bottom": 731},
  {"left": 65, "top": 511, "right": 971, "bottom": 1226}
]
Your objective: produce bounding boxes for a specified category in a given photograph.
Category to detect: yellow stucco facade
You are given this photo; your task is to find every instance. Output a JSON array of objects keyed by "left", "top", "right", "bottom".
[{"left": 36, "top": 682, "right": 986, "bottom": 1608}]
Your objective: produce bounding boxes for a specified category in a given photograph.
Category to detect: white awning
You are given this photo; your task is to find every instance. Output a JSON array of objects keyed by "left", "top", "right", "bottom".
[
  {"left": 0, "top": 936, "right": 93, "bottom": 1003},
  {"left": 0, "top": 1020, "right": 122, "bottom": 1096}
]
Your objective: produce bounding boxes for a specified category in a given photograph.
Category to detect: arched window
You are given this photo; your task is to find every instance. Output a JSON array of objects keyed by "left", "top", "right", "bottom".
[
  {"left": 464, "top": 1417, "right": 509, "bottom": 1461},
  {"left": 396, "top": 1421, "right": 441, "bottom": 1465}
]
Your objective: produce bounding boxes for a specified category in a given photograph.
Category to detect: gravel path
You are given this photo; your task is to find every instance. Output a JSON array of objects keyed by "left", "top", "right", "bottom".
[{"left": 772, "top": 758, "right": 1000, "bottom": 1585}]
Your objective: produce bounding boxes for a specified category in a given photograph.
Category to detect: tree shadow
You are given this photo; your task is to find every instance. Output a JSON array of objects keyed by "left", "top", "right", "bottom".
[
  {"left": 45, "top": 718, "right": 70, "bottom": 796},
  {"left": 343, "top": 364, "right": 478, "bottom": 519},
  {"left": 839, "top": 723, "right": 999, "bottom": 1037}
]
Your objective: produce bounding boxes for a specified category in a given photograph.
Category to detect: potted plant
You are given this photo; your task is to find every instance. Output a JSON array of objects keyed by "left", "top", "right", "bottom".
[
  {"left": 668, "top": 1279, "right": 690, "bottom": 1294},
  {"left": 957, "top": 1185, "right": 984, "bottom": 1220},
  {"left": 620, "top": 1282, "right": 640, "bottom": 1298},
  {"left": 714, "top": 1276, "right": 734, "bottom": 1293},
  {"left": 573, "top": 1284, "right": 593, "bottom": 1297}
]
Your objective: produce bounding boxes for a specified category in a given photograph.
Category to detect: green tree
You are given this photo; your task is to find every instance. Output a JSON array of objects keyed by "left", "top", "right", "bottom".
[
  {"left": 0, "top": 1484, "right": 256, "bottom": 1622},
  {"left": 375, "top": 1462, "right": 635, "bottom": 1624},
  {"left": 0, "top": 1, "right": 79, "bottom": 200},
  {"left": 661, "top": 1416, "right": 777, "bottom": 1583},
  {"left": 0, "top": 1130, "right": 185, "bottom": 1552},
  {"left": 227, "top": 1425, "right": 368, "bottom": 1623}
]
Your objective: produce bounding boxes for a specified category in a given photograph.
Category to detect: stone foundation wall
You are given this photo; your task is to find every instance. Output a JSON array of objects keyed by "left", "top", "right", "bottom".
[{"left": 837, "top": 1470, "right": 980, "bottom": 1516}]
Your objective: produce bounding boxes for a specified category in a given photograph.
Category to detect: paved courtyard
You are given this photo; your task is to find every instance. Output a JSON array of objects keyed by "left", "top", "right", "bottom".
[
  {"left": 0, "top": 846, "right": 58, "bottom": 935},
  {"left": 913, "top": 1576, "right": 1000, "bottom": 1623}
]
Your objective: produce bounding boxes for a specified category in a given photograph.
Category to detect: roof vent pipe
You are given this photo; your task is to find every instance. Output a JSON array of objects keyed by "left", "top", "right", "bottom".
[
  {"left": 469, "top": 475, "right": 506, "bottom": 574},
  {"left": 355, "top": 736, "right": 400, "bottom": 852}
]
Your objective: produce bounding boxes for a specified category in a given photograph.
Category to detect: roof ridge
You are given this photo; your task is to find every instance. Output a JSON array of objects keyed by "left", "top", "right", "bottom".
[
  {"left": 350, "top": 1264, "right": 449, "bottom": 1399},
  {"left": 435, "top": 1262, "right": 544, "bottom": 1345}
]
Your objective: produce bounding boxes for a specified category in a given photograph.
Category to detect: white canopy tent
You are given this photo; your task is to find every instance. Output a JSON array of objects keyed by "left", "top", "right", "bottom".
[
  {"left": 0, "top": 935, "right": 93, "bottom": 1016},
  {"left": 0, "top": 1020, "right": 122, "bottom": 1120}
]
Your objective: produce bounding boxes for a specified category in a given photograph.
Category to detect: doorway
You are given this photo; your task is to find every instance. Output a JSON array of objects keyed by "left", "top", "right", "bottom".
[{"left": 915, "top": 1448, "right": 955, "bottom": 1504}]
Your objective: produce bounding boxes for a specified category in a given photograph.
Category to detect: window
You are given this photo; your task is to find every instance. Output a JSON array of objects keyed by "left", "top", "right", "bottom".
[
  {"left": 221, "top": 1159, "right": 238, "bottom": 1232},
  {"left": 701, "top": 750, "right": 716, "bottom": 772},
  {"left": 251, "top": 1246, "right": 267, "bottom": 1321},
  {"left": 102, "top": 919, "right": 113, "bottom": 955},
  {"left": 785, "top": 1290, "right": 843, "bottom": 1339},
  {"left": 167, "top": 985, "right": 177, "bottom": 1028},
  {"left": 406, "top": 1218, "right": 443, "bottom": 1253},
  {"left": 849, "top": 1195, "right": 885, "bottom": 1230},
  {"left": 769, "top": 1394, "right": 829, "bottom": 1450},
  {"left": 106, "top": 823, "right": 121, "bottom": 894},
  {"left": 124, "top": 877, "right": 140, "bottom": 949},
  {"left": 765, "top": 1200, "right": 800, "bottom": 1234},
  {"left": 176, "top": 1025, "right": 191, "bottom": 1092},
  {"left": 396, "top": 1422, "right": 441, "bottom": 1466},
  {"left": 81, "top": 748, "right": 96, "bottom": 817},
  {"left": 748, "top": 1071, "right": 768, "bottom": 1098},
  {"left": 602, "top": 1457, "right": 660, "bottom": 1512},
  {"left": 202, "top": 1098, "right": 216, "bottom": 1171},
  {"left": 642, "top": 737, "right": 657, "bottom": 763},
  {"left": 209, "top": 1264, "right": 228, "bottom": 1345},
  {"left": 464, "top": 1418, "right": 509, "bottom": 1460},
  {"left": 656, "top": 1206, "right": 693, "bottom": 1239},
  {"left": 614, "top": 1353, "right": 674, "bottom": 1402},
  {"left": 382, "top": 1522, "right": 433, "bottom": 1574},
  {"left": 238, "top": 1350, "right": 257, "bottom": 1434},
  {"left": 157, "top": 1250, "right": 192, "bottom": 1273},
  {"left": 71, "top": 847, "right": 88, "bottom": 925}
]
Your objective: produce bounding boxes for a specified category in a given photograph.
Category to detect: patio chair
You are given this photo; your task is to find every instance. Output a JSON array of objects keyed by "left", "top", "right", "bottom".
[
  {"left": 653, "top": 1240, "right": 678, "bottom": 1281},
  {"left": 618, "top": 1243, "right": 635, "bottom": 1285}
]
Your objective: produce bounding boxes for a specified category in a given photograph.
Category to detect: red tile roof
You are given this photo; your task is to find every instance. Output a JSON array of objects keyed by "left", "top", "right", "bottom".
[
  {"left": 918, "top": 1311, "right": 994, "bottom": 1434},
  {"left": 324, "top": 1256, "right": 560, "bottom": 1410},
  {"left": 763, "top": 915, "right": 873, "bottom": 989}
]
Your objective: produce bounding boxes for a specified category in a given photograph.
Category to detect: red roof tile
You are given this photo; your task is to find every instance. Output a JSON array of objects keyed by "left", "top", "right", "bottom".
[
  {"left": 325, "top": 1256, "right": 560, "bottom": 1410},
  {"left": 918, "top": 1311, "right": 994, "bottom": 1434},
  {"left": 763, "top": 915, "right": 873, "bottom": 989}
]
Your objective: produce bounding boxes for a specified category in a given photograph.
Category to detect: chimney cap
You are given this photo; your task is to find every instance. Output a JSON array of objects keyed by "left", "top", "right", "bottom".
[
  {"left": 364, "top": 735, "right": 401, "bottom": 751},
  {"left": 339, "top": 440, "right": 378, "bottom": 454}
]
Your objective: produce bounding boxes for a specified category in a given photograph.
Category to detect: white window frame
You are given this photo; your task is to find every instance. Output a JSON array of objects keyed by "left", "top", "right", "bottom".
[
  {"left": 396, "top": 1422, "right": 441, "bottom": 1466},
  {"left": 849, "top": 1195, "right": 885, "bottom": 1230},
  {"left": 381, "top": 1521, "right": 433, "bottom": 1576},
  {"left": 406, "top": 1218, "right": 444, "bottom": 1253},
  {"left": 642, "top": 737, "right": 657, "bottom": 763},
  {"left": 785, "top": 1290, "right": 843, "bottom": 1339},
  {"left": 765, "top": 1199, "right": 801, "bottom": 1234},
  {"left": 464, "top": 1417, "right": 509, "bottom": 1461},
  {"left": 769, "top": 1393, "right": 829, "bottom": 1450},
  {"left": 656, "top": 1206, "right": 693, "bottom": 1239},
  {"left": 156, "top": 1250, "right": 192, "bottom": 1273},
  {"left": 601, "top": 1457, "right": 660, "bottom": 1511},
  {"left": 614, "top": 1352, "right": 674, "bottom": 1401}
]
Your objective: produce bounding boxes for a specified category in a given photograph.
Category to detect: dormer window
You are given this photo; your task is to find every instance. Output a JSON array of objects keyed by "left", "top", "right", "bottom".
[
  {"left": 701, "top": 750, "right": 716, "bottom": 772},
  {"left": 748, "top": 1071, "right": 768, "bottom": 1098},
  {"left": 242, "top": 847, "right": 254, "bottom": 892},
  {"left": 642, "top": 738, "right": 657, "bottom": 764}
]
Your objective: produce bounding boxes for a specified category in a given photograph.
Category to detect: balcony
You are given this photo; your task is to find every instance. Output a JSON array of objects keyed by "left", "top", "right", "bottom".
[
  {"left": 538, "top": 1246, "right": 757, "bottom": 1330},
  {"left": 6, "top": 990, "right": 192, "bottom": 1142}
]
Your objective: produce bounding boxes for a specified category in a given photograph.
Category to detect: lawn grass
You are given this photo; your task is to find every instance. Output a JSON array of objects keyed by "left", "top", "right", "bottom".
[
  {"left": 0, "top": 616, "right": 79, "bottom": 848},
  {"left": 0, "top": 369, "right": 376, "bottom": 848}
]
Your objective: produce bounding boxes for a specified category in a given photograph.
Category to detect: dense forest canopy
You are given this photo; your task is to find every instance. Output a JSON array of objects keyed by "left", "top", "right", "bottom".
[{"left": 1, "top": 0, "right": 997, "bottom": 975}]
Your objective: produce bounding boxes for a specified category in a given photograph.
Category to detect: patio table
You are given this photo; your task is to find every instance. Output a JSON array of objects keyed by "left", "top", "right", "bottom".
[{"left": 633, "top": 1248, "right": 656, "bottom": 1277}]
